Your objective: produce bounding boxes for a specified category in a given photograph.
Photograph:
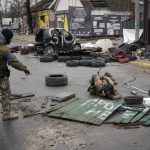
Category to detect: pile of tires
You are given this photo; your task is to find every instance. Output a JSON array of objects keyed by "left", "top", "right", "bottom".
[
  {"left": 57, "top": 56, "right": 71, "bottom": 62},
  {"left": 45, "top": 74, "right": 68, "bottom": 86},
  {"left": 39, "top": 56, "right": 54, "bottom": 62},
  {"left": 66, "top": 60, "right": 80, "bottom": 67},
  {"left": 79, "top": 60, "right": 92, "bottom": 66},
  {"left": 91, "top": 58, "right": 105, "bottom": 67}
]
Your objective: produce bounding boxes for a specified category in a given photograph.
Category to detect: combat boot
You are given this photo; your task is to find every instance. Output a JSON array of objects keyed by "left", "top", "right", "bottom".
[{"left": 2, "top": 111, "right": 18, "bottom": 121}]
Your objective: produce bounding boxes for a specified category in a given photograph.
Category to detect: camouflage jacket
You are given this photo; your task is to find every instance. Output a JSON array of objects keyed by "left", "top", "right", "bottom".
[{"left": 0, "top": 33, "right": 26, "bottom": 71}]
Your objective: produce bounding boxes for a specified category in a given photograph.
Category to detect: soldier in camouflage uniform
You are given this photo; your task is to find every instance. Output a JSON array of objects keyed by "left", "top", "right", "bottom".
[
  {"left": 88, "top": 72, "right": 122, "bottom": 100},
  {"left": 0, "top": 29, "right": 30, "bottom": 121}
]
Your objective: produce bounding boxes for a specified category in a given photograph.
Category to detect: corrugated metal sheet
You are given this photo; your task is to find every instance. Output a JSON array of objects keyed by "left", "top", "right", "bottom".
[
  {"left": 114, "top": 107, "right": 150, "bottom": 125},
  {"left": 47, "top": 98, "right": 121, "bottom": 125}
]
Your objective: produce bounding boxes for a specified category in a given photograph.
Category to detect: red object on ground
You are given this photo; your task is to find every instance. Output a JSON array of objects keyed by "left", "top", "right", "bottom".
[
  {"left": 112, "top": 50, "right": 124, "bottom": 59},
  {"left": 119, "top": 58, "right": 129, "bottom": 63}
]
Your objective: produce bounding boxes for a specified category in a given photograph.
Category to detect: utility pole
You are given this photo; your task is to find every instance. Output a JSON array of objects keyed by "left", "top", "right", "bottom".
[
  {"left": 0, "top": 0, "right": 3, "bottom": 29},
  {"left": 135, "top": 0, "right": 140, "bottom": 41},
  {"left": 26, "top": 0, "right": 33, "bottom": 33}
]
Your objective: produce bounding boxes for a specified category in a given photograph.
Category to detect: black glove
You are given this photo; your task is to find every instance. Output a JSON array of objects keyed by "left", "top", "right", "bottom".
[{"left": 24, "top": 69, "right": 30, "bottom": 75}]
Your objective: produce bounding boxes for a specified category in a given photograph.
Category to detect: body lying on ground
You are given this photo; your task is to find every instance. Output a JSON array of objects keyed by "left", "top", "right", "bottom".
[{"left": 88, "top": 72, "right": 122, "bottom": 100}]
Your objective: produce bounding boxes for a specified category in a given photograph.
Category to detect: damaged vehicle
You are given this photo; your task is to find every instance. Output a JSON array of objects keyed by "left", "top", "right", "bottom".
[{"left": 34, "top": 28, "right": 81, "bottom": 54}]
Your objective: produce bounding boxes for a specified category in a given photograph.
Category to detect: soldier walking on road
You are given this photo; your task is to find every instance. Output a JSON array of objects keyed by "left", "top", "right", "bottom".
[{"left": 0, "top": 29, "right": 30, "bottom": 121}]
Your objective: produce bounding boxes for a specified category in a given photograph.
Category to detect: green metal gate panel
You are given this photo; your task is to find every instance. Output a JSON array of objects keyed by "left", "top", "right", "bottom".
[
  {"left": 114, "top": 110, "right": 141, "bottom": 124},
  {"left": 143, "top": 119, "right": 150, "bottom": 126},
  {"left": 47, "top": 98, "right": 121, "bottom": 125},
  {"left": 139, "top": 115, "right": 150, "bottom": 123},
  {"left": 130, "top": 108, "right": 150, "bottom": 123}
]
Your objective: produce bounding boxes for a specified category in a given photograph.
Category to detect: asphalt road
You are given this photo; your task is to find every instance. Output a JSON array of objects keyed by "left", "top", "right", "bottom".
[{"left": 0, "top": 39, "right": 150, "bottom": 150}]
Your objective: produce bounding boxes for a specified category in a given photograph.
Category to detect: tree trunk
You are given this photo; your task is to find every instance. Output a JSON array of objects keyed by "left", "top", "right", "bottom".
[{"left": 26, "top": 0, "right": 33, "bottom": 33}]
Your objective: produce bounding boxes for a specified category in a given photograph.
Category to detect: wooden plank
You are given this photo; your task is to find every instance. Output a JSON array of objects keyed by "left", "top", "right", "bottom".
[
  {"left": 46, "top": 98, "right": 79, "bottom": 113},
  {"left": 130, "top": 107, "right": 150, "bottom": 123}
]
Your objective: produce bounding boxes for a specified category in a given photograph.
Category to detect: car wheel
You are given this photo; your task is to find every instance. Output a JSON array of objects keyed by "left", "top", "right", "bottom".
[
  {"left": 72, "top": 43, "right": 81, "bottom": 51},
  {"left": 43, "top": 45, "right": 55, "bottom": 54},
  {"left": 45, "top": 74, "right": 68, "bottom": 86}
]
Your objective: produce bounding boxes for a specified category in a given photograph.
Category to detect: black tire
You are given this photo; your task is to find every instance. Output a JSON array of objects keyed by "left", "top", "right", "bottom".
[
  {"left": 144, "top": 52, "right": 150, "bottom": 59},
  {"left": 125, "top": 54, "right": 137, "bottom": 61},
  {"left": 90, "top": 52, "right": 101, "bottom": 57},
  {"left": 129, "top": 43, "right": 140, "bottom": 51},
  {"left": 79, "top": 60, "right": 91, "bottom": 66},
  {"left": 39, "top": 56, "right": 54, "bottom": 62},
  {"left": 82, "top": 56, "right": 95, "bottom": 60},
  {"left": 43, "top": 45, "right": 55, "bottom": 54},
  {"left": 45, "top": 74, "right": 68, "bottom": 86},
  {"left": 57, "top": 56, "right": 71, "bottom": 62},
  {"left": 91, "top": 59, "right": 105, "bottom": 67},
  {"left": 124, "top": 96, "right": 143, "bottom": 105},
  {"left": 110, "top": 56, "right": 119, "bottom": 62},
  {"left": 72, "top": 43, "right": 81, "bottom": 51},
  {"left": 66, "top": 60, "right": 80, "bottom": 67},
  {"left": 43, "top": 53, "right": 58, "bottom": 60},
  {"left": 71, "top": 56, "right": 82, "bottom": 60},
  {"left": 118, "top": 43, "right": 126, "bottom": 48}
]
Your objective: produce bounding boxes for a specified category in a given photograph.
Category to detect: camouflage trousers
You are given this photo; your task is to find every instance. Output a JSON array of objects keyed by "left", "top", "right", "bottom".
[{"left": 0, "top": 77, "right": 11, "bottom": 113}]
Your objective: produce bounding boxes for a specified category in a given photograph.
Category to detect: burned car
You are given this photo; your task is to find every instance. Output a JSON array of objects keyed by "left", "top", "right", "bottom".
[{"left": 34, "top": 28, "right": 81, "bottom": 54}]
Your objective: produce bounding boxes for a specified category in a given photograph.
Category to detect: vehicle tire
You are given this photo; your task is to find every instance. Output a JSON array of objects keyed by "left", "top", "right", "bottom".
[
  {"left": 91, "top": 59, "right": 105, "bottom": 67},
  {"left": 43, "top": 53, "right": 58, "bottom": 60},
  {"left": 118, "top": 43, "right": 126, "bottom": 48},
  {"left": 66, "top": 60, "right": 80, "bottom": 67},
  {"left": 129, "top": 43, "right": 140, "bottom": 51},
  {"left": 125, "top": 54, "right": 137, "bottom": 61},
  {"left": 45, "top": 74, "right": 68, "bottom": 86},
  {"left": 110, "top": 56, "right": 119, "bottom": 62},
  {"left": 43, "top": 45, "right": 55, "bottom": 54},
  {"left": 90, "top": 52, "right": 101, "bottom": 57},
  {"left": 119, "top": 58, "right": 129, "bottom": 63},
  {"left": 57, "top": 56, "right": 71, "bottom": 62},
  {"left": 71, "top": 56, "right": 82, "bottom": 60},
  {"left": 72, "top": 43, "right": 81, "bottom": 51},
  {"left": 144, "top": 52, "right": 150, "bottom": 59},
  {"left": 79, "top": 60, "right": 91, "bottom": 66},
  {"left": 124, "top": 96, "right": 143, "bottom": 105},
  {"left": 39, "top": 56, "right": 54, "bottom": 62},
  {"left": 82, "top": 56, "right": 95, "bottom": 60}
]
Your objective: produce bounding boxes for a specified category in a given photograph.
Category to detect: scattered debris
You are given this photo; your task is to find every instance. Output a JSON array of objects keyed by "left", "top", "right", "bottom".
[
  {"left": 51, "top": 92, "right": 76, "bottom": 102},
  {"left": 123, "top": 96, "right": 143, "bottom": 106},
  {"left": 24, "top": 127, "right": 85, "bottom": 150}
]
